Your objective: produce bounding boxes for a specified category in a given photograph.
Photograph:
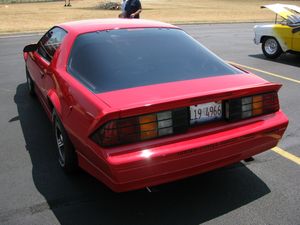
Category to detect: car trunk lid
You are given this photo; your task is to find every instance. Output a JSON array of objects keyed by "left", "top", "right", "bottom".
[{"left": 95, "top": 73, "right": 280, "bottom": 118}]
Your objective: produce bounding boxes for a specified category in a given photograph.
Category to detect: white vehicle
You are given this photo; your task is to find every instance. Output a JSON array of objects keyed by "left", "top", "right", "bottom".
[{"left": 254, "top": 4, "right": 300, "bottom": 59}]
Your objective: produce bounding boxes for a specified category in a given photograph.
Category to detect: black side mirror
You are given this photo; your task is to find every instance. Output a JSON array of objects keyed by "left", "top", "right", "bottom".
[{"left": 23, "top": 43, "right": 38, "bottom": 53}]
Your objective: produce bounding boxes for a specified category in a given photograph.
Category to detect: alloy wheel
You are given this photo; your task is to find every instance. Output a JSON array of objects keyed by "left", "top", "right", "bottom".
[
  {"left": 55, "top": 123, "right": 65, "bottom": 167},
  {"left": 264, "top": 38, "right": 278, "bottom": 55}
]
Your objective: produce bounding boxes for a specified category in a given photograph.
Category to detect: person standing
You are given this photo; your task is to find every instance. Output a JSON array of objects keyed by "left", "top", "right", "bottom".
[
  {"left": 124, "top": 0, "right": 142, "bottom": 19},
  {"left": 119, "top": 0, "right": 128, "bottom": 18}
]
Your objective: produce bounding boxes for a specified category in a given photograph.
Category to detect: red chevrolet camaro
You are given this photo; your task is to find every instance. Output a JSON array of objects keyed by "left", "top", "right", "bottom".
[{"left": 23, "top": 19, "right": 288, "bottom": 192}]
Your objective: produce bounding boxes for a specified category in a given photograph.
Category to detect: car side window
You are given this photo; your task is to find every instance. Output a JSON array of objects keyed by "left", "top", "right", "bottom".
[{"left": 37, "top": 27, "right": 67, "bottom": 62}]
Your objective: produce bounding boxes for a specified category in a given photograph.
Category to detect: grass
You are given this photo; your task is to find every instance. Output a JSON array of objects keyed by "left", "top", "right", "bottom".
[{"left": 0, "top": 0, "right": 299, "bottom": 34}]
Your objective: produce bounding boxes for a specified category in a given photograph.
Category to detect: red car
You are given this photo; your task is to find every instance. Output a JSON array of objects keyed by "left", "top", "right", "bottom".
[{"left": 23, "top": 19, "right": 288, "bottom": 192}]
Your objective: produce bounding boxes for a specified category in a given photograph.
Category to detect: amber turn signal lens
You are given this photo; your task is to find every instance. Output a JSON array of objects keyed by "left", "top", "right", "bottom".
[
  {"left": 139, "top": 114, "right": 158, "bottom": 140},
  {"left": 252, "top": 95, "right": 263, "bottom": 116}
]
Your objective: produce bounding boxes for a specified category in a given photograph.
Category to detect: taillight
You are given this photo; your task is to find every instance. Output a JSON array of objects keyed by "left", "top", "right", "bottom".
[
  {"left": 91, "top": 92, "right": 280, "bottom": 147},
  {"left": 91, "top": 108, "right": 189, "bottom": 147},
  {"left": 226, "top": 92, "right": 279, "bottom": 121}
]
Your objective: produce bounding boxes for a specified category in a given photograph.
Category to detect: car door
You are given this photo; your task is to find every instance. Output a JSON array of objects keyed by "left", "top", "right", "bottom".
[
  {"left": 33, "top": 27, "right": 67, "bottom": 106},
  {"left": 292, "top": 27, "right": 300, "bottom": 51}
]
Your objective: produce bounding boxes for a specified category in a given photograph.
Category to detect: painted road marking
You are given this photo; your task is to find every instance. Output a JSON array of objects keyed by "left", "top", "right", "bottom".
[
  {"left": 228, "top": 61, "right": 300, "bottom": 84},
  {"left": 0, "top": 33, "right": 43, "bottom": 39},
  {"left": 272, "top": 147, "right": 300, "bottom": 165}
]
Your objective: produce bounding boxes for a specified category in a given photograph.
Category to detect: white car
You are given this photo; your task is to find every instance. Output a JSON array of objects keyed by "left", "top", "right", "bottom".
[{"left": 254, "top": 4, "right": 300, "bottom": 59}]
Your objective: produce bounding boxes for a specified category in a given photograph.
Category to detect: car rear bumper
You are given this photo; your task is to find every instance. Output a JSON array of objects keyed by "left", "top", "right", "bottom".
[{"left": 79, "top": 111, "right": 288, "bottom": 192}]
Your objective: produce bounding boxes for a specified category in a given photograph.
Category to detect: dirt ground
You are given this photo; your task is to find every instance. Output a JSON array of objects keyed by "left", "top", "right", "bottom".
[{"left": 0, "top": 0, "right": 299, "bottom": 34}]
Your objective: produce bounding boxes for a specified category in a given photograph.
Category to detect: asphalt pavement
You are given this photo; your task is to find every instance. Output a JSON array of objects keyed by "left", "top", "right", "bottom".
[{"left": 0, "top": 23, "right": 299, "bottom": 225}]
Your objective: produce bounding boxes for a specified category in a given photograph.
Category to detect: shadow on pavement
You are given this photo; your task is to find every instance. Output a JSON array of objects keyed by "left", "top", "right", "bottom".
[
  {"left": 249, "top": 53, "right": 300, "bottom": 68},
  {"left": 14, "top": 83, "right": 271, "bottom": 225}
]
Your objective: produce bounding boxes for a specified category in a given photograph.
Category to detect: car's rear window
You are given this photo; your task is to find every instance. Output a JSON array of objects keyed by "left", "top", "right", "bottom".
[{"left": 68, "top": 28, "right": 240, "bottom": 93}]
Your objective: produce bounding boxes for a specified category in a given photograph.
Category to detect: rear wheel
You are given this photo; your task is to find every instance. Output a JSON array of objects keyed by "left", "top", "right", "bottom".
[
  {"left": 26, "top": 67, "right": 35, "bottom": 96},
  {"left": 53, "top": 110, "right": 78, "bottom": 173},
  {"left": 262, "top": 37, "right": 283, "bottom": 59}
]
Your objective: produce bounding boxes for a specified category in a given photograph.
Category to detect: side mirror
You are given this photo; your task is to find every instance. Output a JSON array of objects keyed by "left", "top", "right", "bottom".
[{"left": 23, "top": 43, "right": 38, "bottom": 53}]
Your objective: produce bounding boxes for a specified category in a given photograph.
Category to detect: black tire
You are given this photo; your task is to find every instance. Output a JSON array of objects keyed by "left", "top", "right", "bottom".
[
  {"left": 52, "top": 110, "right": 78, "bottom": 173},
  {"left": 26, "top": 67, "right": 35, "bottom": 96},
  {"left": 262, "top": 37, "right": 283, "bottom": 59}
]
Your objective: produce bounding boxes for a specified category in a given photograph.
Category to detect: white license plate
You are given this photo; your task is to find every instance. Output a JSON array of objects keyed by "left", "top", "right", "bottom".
[{"left": 190, "top": 101, "right": 222, "bottom": 125}]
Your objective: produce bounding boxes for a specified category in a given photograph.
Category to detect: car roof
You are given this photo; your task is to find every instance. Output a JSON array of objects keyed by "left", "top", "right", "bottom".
[{"left": 58, "top": 19, "right": 179, "bottom": 35}]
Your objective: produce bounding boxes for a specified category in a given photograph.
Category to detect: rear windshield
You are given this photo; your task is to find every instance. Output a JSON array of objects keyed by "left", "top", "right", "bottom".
[{"left": 68, "top": 28, "right": 240, "bottom": 93}]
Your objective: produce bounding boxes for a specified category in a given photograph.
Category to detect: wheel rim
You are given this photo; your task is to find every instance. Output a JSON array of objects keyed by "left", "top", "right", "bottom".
[
  {"left": 55, "top": 122, "right": 65, "bottom": 167},
  {"left": 264, "top": 38, "right": 278, "bottom": 55}
]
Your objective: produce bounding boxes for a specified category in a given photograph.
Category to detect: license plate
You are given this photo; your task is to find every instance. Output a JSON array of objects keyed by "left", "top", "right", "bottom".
[{"left": 190, "top": 101, "right": 222, "bottom": 125}]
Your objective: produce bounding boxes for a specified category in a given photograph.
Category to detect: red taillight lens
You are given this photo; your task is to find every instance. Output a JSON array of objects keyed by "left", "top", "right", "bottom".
[
  {"left": 118, "top": 117, "right": 140, "bottom": 143},
  {"left": 226, "top": 92, "right": 279, "bottom": 121},
  {"left": 91, "top": 108, "right": 188, "bottom": 147},
  {"left": 263, "top": 92, "right": 279, "bottom": 113},
  {"left": 95, "top": 120, "right": 118, "bottom": 147}
]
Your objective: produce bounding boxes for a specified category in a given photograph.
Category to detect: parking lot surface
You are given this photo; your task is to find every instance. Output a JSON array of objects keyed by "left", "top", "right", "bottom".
[{"left": 0, "top": 23, "right": 299, "bottom": 225}]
